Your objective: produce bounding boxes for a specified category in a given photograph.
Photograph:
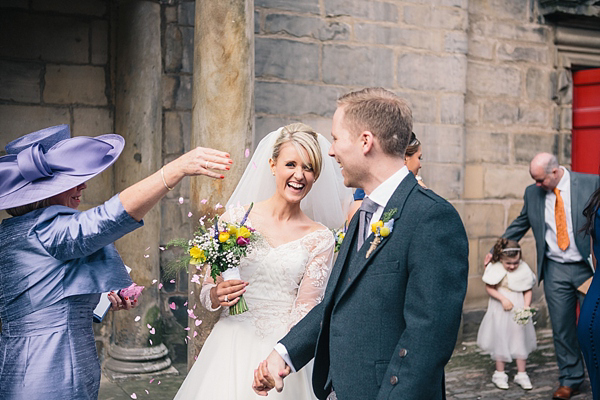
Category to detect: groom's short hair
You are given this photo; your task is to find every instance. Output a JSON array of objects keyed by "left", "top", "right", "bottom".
[{"left": 337, "top": 87, "right": 413, "bottom": 157}]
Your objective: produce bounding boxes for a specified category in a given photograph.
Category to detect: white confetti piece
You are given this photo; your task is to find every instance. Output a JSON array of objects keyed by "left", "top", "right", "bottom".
[
  {"left": 186, "top": 335, "right": 191, "bottom": 340},
  {"left": 144, "top": 254, "right": 149, "bottom": 258},
  {"left": 131, "top": 393, "right": 137, "bottom": 399},
  {"left": 178, "top": 197, "right": 184, "bottom": 204},
  {"left": 147, "top": 324, "right": 152, "bottom": 329},
  {"left": 169, "top": 302, "right": 176, "bottom": 310},
  {"left": 245, "top": 148, "right": 250, "bottom": 157},
  {"left": 195, "top": 319, "right": 202, "bottom": 326},
  {"left": 134, "top": 316, "right": 141, "bottom": 322},
  {"left": 159, "top": 246, "right": 165, "bottom": 251},
  {"left": 158, "top": 381, "right": 161, "bottom": 385},
  {"left": 169, "top": 279, "right": 175, "bottom": 284},
  {"left": 187, "top": 212, "right": 193, "bottom": 218},
  {"left": 149, "top": 339, "right": 153, "bottom": 345},
  {"left": 152, "top": 279, "right": 158, "bottom": 285},
  {"left": 201, "top": 198, "right": 208, "bottom": 204},
  {"left": 184, "top": 337, "right": 188, "bottom": 344},
  {"left": 190, "top": 291, "right": 193, "bottom": 295},
  {"left": 214, "top": 203, "right": 223, "bottom": 210},
  {"left": 145, "top": 390, "right": 149, "bottom": 395}
]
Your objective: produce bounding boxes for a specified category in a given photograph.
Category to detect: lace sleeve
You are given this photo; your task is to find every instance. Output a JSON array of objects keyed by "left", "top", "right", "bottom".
[
  {"left": 199, "top": 265, "right": 223, "bottom": 312},
  {"left": 288, "top": 229, "right": 335, "bottom": 330}
]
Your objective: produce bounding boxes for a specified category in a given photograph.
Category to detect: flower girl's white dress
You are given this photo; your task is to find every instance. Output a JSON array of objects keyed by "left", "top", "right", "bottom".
[
  {"left": 174, "top": 207, "right": 334, "bottom": 399},
  {"left": 477, "top": 260, "right": 537, "bottom": 362}
]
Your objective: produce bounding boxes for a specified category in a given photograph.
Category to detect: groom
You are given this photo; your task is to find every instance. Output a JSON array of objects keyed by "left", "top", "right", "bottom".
[{"left": 253, "top": 87, "right": 468, "bottom": 399}]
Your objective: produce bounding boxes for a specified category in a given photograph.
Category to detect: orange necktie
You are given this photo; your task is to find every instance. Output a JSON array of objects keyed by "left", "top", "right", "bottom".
[{"left": 553, "top": 188, "right": 570, "bottom": 251}]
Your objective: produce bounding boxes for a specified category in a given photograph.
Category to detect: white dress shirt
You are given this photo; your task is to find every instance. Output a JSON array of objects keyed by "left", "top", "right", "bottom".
[
  {"left": 275, "top": 166, "right": 410, "bottom": 372},
  {"left": 544, "top": 167, "right": 583, "bottom": 263}
]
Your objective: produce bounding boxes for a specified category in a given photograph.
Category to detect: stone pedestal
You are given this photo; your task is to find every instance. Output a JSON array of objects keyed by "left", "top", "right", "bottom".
[
  {"left": 187, "top": 0, "right": 255, "bottom": 370},
  {"left": 104, "top": 0, "right": 176, "bottom": 380}
]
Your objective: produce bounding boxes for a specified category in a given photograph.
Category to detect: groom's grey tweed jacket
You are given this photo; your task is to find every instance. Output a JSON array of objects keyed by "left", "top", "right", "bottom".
[{"left": 280, "top": 173, "right": 469, "bottom": 400}]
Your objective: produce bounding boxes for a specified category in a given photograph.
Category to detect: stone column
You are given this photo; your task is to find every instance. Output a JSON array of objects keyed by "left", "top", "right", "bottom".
[
  {"left": 104, "top": 0, "right": 176, "bottom": 379},
  {"left": 188, "top": 0, "right": 254, "bottom": 370}
]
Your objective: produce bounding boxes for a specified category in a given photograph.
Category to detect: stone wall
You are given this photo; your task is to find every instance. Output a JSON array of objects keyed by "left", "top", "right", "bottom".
[{"left": 0, "top": 0, "right": 116, "bottom": 360}]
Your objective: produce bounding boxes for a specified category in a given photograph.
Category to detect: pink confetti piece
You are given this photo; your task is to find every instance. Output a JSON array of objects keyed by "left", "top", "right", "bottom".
[
  {"left": 245, "top": 148, "right": 250, "bottom": 157},
  {"left": 158, "top": 381, "right": 161, "bottom": 385},
  {"left": 191, "top": 275, "right": 201, "bottom": 284},
  {"left": 194, "top": 331, "right": 198, "bottom": 337},
  {"left": 183, "top": 301, "right": 188, "bottom": 306},
  {"left": 169, "top": 279, "right": 175, "bottom": 284},
  {"left": 184, "top": 327, "right": 190, "bottom": 331},
  {"left": 149, "top": 339, "right": 153, "bottom": 345},
  {"left": 158, "top": 283, "right": 163, "bottom": 289},
  {"left": 149, "top": 328, "right": 155, "bottom": 335},
  {"left": 193, "top": 303, "right": 197, "bottom": 309},
  {"left": 169, "top": 302, "right": 176, "bottom": 310},
  {"left": 194, "top": 355, "right": 198, "bottom": 361},
  {"left": 147, "top": 324, "right": 152, "bottom": 329},
  {"left": 145, "top": 247, "right": 150, "bottom": 251},
  {"left": 187, "top": 212, "right": 193, "bottom": 218},
  {"left": 214, "top": 203, "right": 223, "bottom": 210},
  {"left": 195, "top": 319, "right": 202, "bottom": 326},
  {"left": 201, "top": 198, "right": 208, "bottom": 204},
  {"left": 131, "top": 393, "right": 137, "bottom": 399},
  {"left": 151, "top": 279, "right": 157, "bottom": 285},
  {"left": 187, "top": 309, "right": 197, "bottom": 319},
  {"left": 135, "top": 316, "right": 141, "bottom": 322},
  {"left": 149, "top": 378, "right": 154, "bottom": 384},
  {"left": 178, "top": 197, "right": 184, "bottom": 204},
  {"left": 252, "top": 161, "right": 257, "bottom": 169}
]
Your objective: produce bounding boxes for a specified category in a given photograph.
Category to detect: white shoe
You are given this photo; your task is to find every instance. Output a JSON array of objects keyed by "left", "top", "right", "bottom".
[
  {"left": 514, "top": 372, "right": 533, "bottom": 390},
  {"left": 492, "top": 370, "right": 509, "bottom": 389}
]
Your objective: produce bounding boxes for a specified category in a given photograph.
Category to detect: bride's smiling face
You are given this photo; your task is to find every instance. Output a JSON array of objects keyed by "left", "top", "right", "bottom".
[{"left": 270, "top": 142, "right": 316, "bottom": 204}]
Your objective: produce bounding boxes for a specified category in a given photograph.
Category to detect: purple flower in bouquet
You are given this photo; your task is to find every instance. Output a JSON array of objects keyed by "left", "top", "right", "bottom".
[{"left": 236, "top": 236, "right": 250, "bottom": 246}]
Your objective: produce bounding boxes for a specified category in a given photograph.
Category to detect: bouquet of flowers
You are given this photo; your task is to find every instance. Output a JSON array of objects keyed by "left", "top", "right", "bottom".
[
  {"left": 171, "top": 203, "right": 260, "bottom": 315},
  {"left": 513, "top": 307, "right": 537, "bottom": 325}
]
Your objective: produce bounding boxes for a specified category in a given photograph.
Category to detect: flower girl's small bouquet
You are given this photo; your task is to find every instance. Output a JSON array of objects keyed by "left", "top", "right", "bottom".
[
  {"left": 513, "top": 307, "right": 537, "bottom": 325},
  {"left": 169, "top": 204, "right": 260, "bottom": 315}
]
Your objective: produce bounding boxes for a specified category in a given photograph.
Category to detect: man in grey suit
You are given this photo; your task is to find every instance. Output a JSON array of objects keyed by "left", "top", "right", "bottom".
[
  {"left": 484, "top": 152, "right": 598, "bottom": 400},
  {"left": 252, "top": 87, "right": 469, "bottom": 400}
]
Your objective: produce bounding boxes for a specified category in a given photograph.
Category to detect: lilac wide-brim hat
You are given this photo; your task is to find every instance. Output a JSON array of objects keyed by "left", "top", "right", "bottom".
[{"left": 0, "top": 125, "right": 124, "bottom": 210}]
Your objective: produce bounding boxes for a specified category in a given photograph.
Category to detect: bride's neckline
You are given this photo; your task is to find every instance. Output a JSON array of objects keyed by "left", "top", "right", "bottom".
[{"left": 261, "top": 226, "right": 330, "bottom": 250}]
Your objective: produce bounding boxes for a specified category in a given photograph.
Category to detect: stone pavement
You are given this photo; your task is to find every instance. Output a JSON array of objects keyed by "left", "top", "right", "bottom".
[{"left": 99, "top": 328, "right": 593, "bottom": 399}]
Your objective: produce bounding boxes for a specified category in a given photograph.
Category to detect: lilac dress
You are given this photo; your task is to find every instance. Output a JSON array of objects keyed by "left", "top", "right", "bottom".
[{"left": 0, "top": 195, "right": 142, "bottom": 399}]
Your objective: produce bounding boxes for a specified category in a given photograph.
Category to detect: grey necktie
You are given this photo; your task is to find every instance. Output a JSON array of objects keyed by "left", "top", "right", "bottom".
[{"left": 357, "top": 197, "right": 379, "bottom": 251}]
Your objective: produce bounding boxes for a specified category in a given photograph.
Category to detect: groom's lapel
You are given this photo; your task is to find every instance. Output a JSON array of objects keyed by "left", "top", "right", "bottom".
[
  {"left": 337, "top": 175, "right": 418, "bottom": 301},
  {"left": 323, "top": 211, "right": 359, "bottom": 302}
]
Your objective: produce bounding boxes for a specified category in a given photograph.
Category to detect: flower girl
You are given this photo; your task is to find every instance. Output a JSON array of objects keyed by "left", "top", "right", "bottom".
[{"left": 477, "top": 238, "right": 537, "bottom": 390}]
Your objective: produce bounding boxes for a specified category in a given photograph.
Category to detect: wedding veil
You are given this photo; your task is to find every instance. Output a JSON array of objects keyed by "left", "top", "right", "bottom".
[{"left": 226, "top": 127, "right": 353, "bottom": 229}]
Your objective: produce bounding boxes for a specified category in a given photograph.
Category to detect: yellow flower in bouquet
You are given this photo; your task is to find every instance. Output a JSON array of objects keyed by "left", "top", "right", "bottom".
[
  {"left": 238, "top": 226, "right": 251, "bottom": 239},
  {"left": 219, "top": 232, "right": 230, "bottom": 243},
  {"left": 189, "top": 246, "right": 206, "bottom": 264},
  {"left": 227, "top": 224, "right": 238, "bottom": 236}
]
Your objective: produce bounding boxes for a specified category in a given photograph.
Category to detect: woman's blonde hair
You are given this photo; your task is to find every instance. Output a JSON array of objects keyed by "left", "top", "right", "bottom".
[{"left": 272, "top": 123, "right": 323, "bottom": 180}]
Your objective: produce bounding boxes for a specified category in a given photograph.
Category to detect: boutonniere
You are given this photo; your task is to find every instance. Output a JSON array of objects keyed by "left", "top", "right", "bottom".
[
  {"left": 331, "top": 221, "right": 347, "bottom": 253},
  {"left": 366, "top": 208, "right": 397, "bottom": 258}
]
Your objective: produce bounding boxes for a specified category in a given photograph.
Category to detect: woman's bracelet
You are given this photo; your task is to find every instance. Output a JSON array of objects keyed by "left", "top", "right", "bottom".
[{"left": 160, "top": 166, "right": 174, "bottom": 191}]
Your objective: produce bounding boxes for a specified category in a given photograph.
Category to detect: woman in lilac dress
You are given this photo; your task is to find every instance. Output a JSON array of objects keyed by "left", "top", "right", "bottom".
[
  {"left": 0, "top": 125, "right": 231, "bottom": 399},
  {"left": 578, "top": 184, "right": 600, "bottom": 400}
]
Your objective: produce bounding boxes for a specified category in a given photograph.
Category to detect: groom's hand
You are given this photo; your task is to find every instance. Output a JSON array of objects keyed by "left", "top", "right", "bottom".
[{"left": 252, "top": 350, "right": 290, "bottom": 395}]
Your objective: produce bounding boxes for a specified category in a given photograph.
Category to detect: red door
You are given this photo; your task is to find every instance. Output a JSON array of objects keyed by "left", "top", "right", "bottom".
[{"left": 572, "top": 68, "right": 600, "bottom": 174}]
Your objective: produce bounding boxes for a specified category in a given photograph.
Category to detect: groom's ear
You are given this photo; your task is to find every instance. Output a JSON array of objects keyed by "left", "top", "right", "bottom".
[{"left": 361, "top": 131, "right": 375, "bottom": 155}]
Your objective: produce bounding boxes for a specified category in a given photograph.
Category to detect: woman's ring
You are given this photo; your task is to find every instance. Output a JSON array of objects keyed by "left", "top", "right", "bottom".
[
  {"left": 224, "top": 295, "right": 229, "bottom": 302},
  {"left": 205, "top": 160, "right": 210, "bottom": 169}
]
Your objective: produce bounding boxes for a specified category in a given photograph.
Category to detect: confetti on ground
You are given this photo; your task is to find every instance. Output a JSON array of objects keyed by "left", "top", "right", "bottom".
[
  {"left": 135, "top": 316, "right": 141, "bottom": 322},
  {"left": 245, "top": 148, "right": 250, "bottom": 157},
  {"left": 201, "top": 198, "right": 208, "bottom": 204},
  {"left": 195, "top": 319, "right": 202, "bottom": 326},
  {"left": 158, "top": 283, "right": 163, "bottom": 289},
  {"left": 169, "top": 302, "right": 176, "bottom": 310},
  {"left": 169, "top": 279, "right": 175, "bottom": 284},
  {"left": 187, "top": 212, "right": 193, "bottom": 218},
  {"left": 215, "top": 203, "right": 223, "bottom": 210},
  {"left": 152, "top": 279, "right": 158, "bottom": 285},
  {"left": 130, "top": 393, "right": 137, "bottom": 399},
  {"left": 178, "top": 197, "right": 184, "bottom": 204}
]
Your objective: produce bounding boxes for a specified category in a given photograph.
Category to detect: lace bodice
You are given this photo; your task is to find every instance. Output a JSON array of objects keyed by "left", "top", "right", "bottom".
[{"left": 200, "top": 206, "right": 335, "bottom": 337}]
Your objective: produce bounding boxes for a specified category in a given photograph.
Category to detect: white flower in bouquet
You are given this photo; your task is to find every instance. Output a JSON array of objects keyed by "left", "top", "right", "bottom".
[{"left": 513, "top": 307, "right": 537, "bottom": 325}]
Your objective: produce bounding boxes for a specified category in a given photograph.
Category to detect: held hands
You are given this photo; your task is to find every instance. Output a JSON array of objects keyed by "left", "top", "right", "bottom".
[
  {"left": 107, "top": 291, "right": 136, "bottom": 311},
  {"left": 210, "top": 279, "right": 248, "bottom": 309},
  {"left": 253, "top": 350, "right": 291, "bottom": 396},
  {"left": 501, "top": 298, "right": 514, "bottom": 311}
]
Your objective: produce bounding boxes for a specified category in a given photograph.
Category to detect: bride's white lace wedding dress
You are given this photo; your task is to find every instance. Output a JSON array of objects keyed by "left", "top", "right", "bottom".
[{"left": 174, "top": 207, "right": 335, "bottom": 400}]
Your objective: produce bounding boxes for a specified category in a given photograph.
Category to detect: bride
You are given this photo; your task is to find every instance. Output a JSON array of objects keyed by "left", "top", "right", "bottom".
[{"left": 174, "top": 123, "right": 352, "bottom": 399}]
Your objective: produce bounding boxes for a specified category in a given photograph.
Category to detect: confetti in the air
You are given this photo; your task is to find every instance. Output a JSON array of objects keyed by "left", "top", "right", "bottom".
[
  {"left": 149, "top": 339, "right": 153, "bottom": 345},
  {"left": 252, "top": 161, "right": 257, "bottom": 169},
  {"left": 135, "top": 316, "right": 141, "bottom": 322},
  {"left": 130, "top": 393, "right": 137, "bottom": 399},
  {"left": 169, "top": 279, "right": 175, "bottom": 284},
  {"left": 158, "top": 381, "right": 161, "bottom": 385},
  {"left": 147, "top": 324, "right": 152, "bottom": 329},
  {"left": 184, "top": 327, "right": 190, "bottom": 331},
  {"left": 144, "top": 254, "right": 149, "bottom": 258},
  {"left": 191, "top": 275, "right": 201, "bottom": 284},
  {"left": 149, "top": 378, "right": 154, "bottom": 384},
  {"left": 195, "top": 319, "right": 202, "bottom": 326},
  {"left": 183, "top": 301, "right": 188, "bottom": 306},
  {"left": 158, "top": 283, "right": 163, "bottom": 289},
  {"left": 145, "top": 390, "right": 149, "bottom": 395},
  {"left": 187, "top": 309, "right": 197, "bottom": 319},
  {"left": 200, "top": 198, "right": 208, "bottom": 204},
  {"left": 215, "top": 203, "right": 223, "bottom": 210},
  {"left": 169, "top": 302, "right": 176, "bottom": 310},
  {"left": 245, "top": 148, "right": 250, "bottom": 157},
  {"left": 159, "top": 246, "right": 165, "bottom": 251},
  {"left": 188, "top": 212, "right": 193, "bottom": 218},
  {"left": 178, "top": 197, "right": 184, "bottom": 204},
  {"left": 194, "top": 331, "right": 198, "bottom": 337},
  {"left": 149, "top": 328, "right": 155, "bottom": 335}
]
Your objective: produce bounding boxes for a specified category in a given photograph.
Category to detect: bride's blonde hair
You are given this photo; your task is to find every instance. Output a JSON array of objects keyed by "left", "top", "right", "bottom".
[{"left": 271, "top": 123, "right": 323, "bottom": 181}]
